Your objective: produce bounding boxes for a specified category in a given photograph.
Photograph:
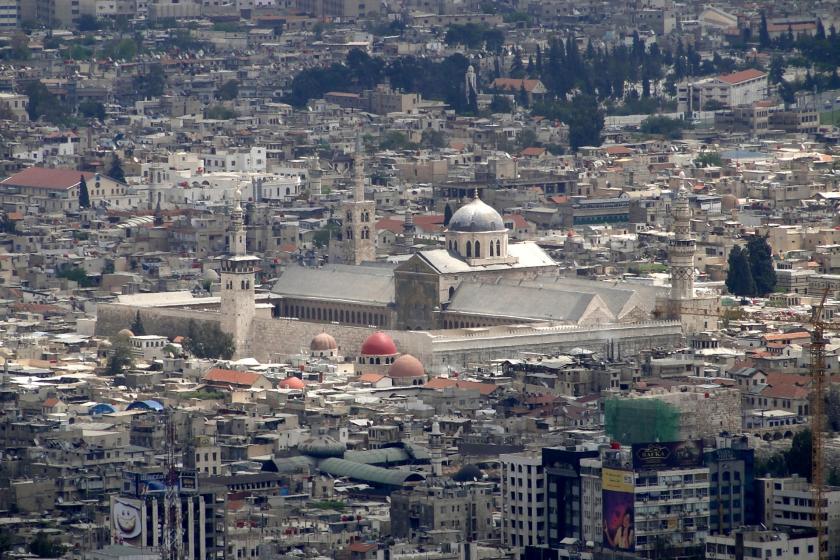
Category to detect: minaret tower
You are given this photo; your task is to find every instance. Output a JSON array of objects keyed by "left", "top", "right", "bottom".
[
  {"left": 429, "top": 421, "right": 443, "bottom": 476},
  {"left": 669, "top": 171, "right": 695, "bottom": 301},
  {"left": 220, "top": 187, "right": 259, "bottom": 358},
  {"left": 328, "top": 136, "right": 376, "bottom": 265},
  {"left": 309, "top": 156, "right": 322, "bottom": 200},
  {"left": 400, "top": 206, "right": 415, "bottom": 254}
]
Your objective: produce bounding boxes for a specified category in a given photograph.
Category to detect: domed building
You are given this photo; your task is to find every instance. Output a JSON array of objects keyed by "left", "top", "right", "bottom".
[
  {"left": 310, "top": 332, "right": 338, "bottom": 360},
  {"left": 358, "top": 331, "right": 399, "bottom": 374},
  {"left": 278, "top": 375, "right": 306, "bottom": 390},
  {"left": 387, "top": 354, "right": 426, "bottom": 386},
  {"left": 445, "top": 193, "right": 518, "bottom": 266}
]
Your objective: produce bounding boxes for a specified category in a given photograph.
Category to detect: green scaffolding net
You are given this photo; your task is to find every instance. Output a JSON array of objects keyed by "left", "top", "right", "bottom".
[{"left": 604, "top": 397, "right": 681, "bottom": 445}]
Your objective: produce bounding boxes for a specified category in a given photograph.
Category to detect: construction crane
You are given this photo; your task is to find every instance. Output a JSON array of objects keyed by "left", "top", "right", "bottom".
[
  {"left": 161, "top": 408, "right": 183, "bottom": 560},
  {"left": 809, "top": 289, "right": 833, "bottom": 560}
]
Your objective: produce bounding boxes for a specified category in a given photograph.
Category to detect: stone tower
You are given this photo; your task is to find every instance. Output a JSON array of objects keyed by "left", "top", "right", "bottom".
[
  {"left": 465, "top": 64, "right": 477, "bottom": 102},
  {"left": 220, "top": 187, "right": 259, "bottom": 358},
  {"left": 429, "top": 420, "right": 443, "bottom": 476},
  {"left": 328, "top": 137, "right": 376, "bottom": 265},
  {"left": 669, "top": 172, "right": 695, "bottom": 301},
  {"left": 309, "top": 156, "right": 322, "bottom": 200}
]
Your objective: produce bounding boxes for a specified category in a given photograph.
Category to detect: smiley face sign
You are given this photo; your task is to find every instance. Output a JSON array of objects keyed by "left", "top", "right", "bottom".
[{"left": 113, "top": 498, "right": 142, "bottom": 541}]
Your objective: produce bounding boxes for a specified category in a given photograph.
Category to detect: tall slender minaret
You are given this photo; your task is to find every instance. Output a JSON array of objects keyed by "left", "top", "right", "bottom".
[
  {"left": 220, "top": 187, "right": 259, "bottom": 358},
  {"left": 400, "top": 206, "right": 415, "bottom": 254},
  {"left": 429, "top": 421, "right": 443, "bottom": 476},
  {"left": 669, "top": 172, "right": 695, "bottom": 301},
  {"left": 309, "top": 156, "right": 322, "bottom": 199},
  {"left": 328, "top": 136, "right": 376, "bottom": 265}
]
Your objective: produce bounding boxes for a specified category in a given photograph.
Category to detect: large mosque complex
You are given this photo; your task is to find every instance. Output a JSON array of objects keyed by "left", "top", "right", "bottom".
[{"left": 95, "top": 173, "right": 716, "bottom": 371}]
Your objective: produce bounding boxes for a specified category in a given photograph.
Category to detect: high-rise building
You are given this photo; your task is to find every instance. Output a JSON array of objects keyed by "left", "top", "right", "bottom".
[
  {"left": 542, "top": 446, "right": 599, "bottom": 547},
  {"left": 501, "top": 452, "right": 546, "bottom": 557},
  {"left": 328, "top": 138, "right": 375, "bottom": 265},
  {"left": 601, "top": 442, "right": 711, "bottom": 558},
  {"left": 704, "top": 436, "right": 756, "bottom": 535},
  {"left": 220, "top": 187, "right": 259, "bottom": 358},
  {"left": 112, "top": 470, "right": 226, "bottom": 560},
  {"left": 0, "top": 0, "right": 18, "bottom": 29}
]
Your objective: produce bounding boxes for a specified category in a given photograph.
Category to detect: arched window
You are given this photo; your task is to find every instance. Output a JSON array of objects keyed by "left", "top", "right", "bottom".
[
  {"left": 454, "top": 241, "right": 458, "bottom": 253},
  {"left": 362, "top": 227, "right": 369, "bottom": 239},
  {"left": 346, "top": 228, "right": 353, "bottom": 239},
  {"left": 449, "top": 286, "right": 455, "bottom": 300},
  {"left": 474, "top": 240, "right": 481, "bottom": 257},
  {"left": 285, "top": 187, "right": 290, "bottom": 195},
  {"left": 496, "top": 239, "right": 501, "bottom": 256},
  {"left": 490, "top": 241, "right": 494, "bottom": 256},
  {"left": 241, "top": 280, "right": 245, "bottom": 289},
  {"left": 375, "top": 357, "right": 380, "bottom": 364},
  {"left": 466, "top": 241, "right": 472, "bottom": 257}
]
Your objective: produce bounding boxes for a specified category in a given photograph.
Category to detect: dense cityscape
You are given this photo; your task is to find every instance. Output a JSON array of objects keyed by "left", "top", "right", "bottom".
[{"left": 0, "top": 0, "right": 838, "bottom": 559}]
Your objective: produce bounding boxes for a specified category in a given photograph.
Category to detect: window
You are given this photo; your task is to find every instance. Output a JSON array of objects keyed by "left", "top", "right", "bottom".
[
  {"left": 466, "top": 241, "right": 472, "bottom": 257},
  {"left": 474, "top": 240, "right": 481, "bottom": 257},
  {"left": 496, "top": 239, "right": 501, "bottom": 255}
]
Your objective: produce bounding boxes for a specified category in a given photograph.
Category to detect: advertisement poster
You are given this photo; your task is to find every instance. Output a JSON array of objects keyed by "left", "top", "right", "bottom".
[
  {"left": 631, "top": 440, "right": 703, "bottom": 471},
  {"left": 111, "top": 496, "right": 144, "bottom": 547},
  {"left": 602, "top": 468, "right": 634, "bottom": 552}
]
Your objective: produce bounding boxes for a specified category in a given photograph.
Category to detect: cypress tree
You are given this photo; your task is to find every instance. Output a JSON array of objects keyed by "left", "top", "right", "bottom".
[
  {"left": 759, "top": 12, "right": 770, "bottom": 47},
  {"left": 747, "top": 234, "right": 777, "bottom": 296},
  {"left": 78, "top": 175, "right": 90, "bottom": 208},
  {"left": 444, "top": 204, "right": 453, "bottom": 226},
  {"left": 726, "top": 246, "right": 755, "bottom": 296},
  {"left": 130, "top": 310, "right": 146, "bottom": 336}
]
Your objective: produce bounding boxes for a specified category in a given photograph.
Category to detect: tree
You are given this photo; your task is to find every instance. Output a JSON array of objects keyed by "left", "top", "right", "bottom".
[
  {"left": 769, "top": 55, "right": 785, "bottom": 84},
  {"left": 759, "top": 12, "right": 770, "bottom": 47},
  {"left": 78, "top": 100, "right": 106, "bottom": 121},
  {"left": 517, "top": 129, "right": 538, "bottom": 149},
  {"left": 725, "top": 246, "right": 755, "bottom": 296},
  {"left": 134, "top": 64, "right": 166, "bottom": 98},
  {"left": 489, "top": 94, "right": 513, "bottom": 113},
  {"left": 786, "top": 429, "right": 812, "bottom": 481},
  {"left": 204, "top": 105, "right": 237, "bottom": 120},
  {"left": 702, "top": 99, "right": 727, "bottom": 111},
  {"left": 9, "top": 32, "right": 30, "bottom": 60},
  {"left": 77, "top": 14, "right": 101, "bottom": 32},
  {"left": 468, "top": 84, "right": 478, "bottom": 115},
  {"left": 24, "top": 80, "right": 66, "bottom": 123},
  {"left": 106, "top": 334, "right": 133, "bottom": 375},
  {"left": 444, "top": 204, "right": 453, "bottom": 226},
  {"left": 640, "top": 115, "right": 689, "bottom": 139},
  {"left": 131, "top": 311, "right": 146, "bottom": 336},
  {"left": 108, "top": 154, "right": 126, "bottom": 183},
  {"left": 380, "top": 131, "right": 416, "bottom": 151},
  {"left": 420, "top": 129, "right": 447, "bottom": 149},
  {"left": 517, "top": 83, "right": 529, "bottom": 108},
  {"left": 217, "top": 79, "right": 239, "bottom": 100},
  {"left": 747, "top": 234, "right": 777, "bottom": 296},
  {"left": 79, "top": 175, "right": 90, "bottom": 209},
  {"left": 183, "top": 319, "right": 234, "bottom": 360},
  {"left": 29, "top": 533, "right": 62, "bottom": 558}
]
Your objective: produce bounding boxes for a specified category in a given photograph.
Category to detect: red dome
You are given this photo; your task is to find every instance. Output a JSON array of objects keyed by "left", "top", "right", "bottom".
[
  {"left": 360, "top": 331, "right": 397, "bottom": 356},
  {"left": 388, "top": 354, "right": 425, "bottom": 378},
  {"left": 279, "top": 376, "right": 306, "bottom": 389}
]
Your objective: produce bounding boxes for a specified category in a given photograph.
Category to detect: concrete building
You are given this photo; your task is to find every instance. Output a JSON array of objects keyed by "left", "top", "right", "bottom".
[
  {"left": 704, "top": 437, "right": 756, "bottom": 535},
  {"left": 677, "top": 69, "right": 768, "bottom": 113},
  {"left": 705, "top": 528, "right": 819, "bottom": 560},
  {"left": 0, "top": 167, "right": 137, "bottom": 213},
  {"left": 764, "top": 476, "right": 840, "bottom": 559},
  {"left": 543, "top": 446, "right": 599, "bottom": 547},
  {"left": 390, "top": 481, "right": 495, "bottom": 541},
  {"left": 501, "top": 452, "right": 546, "bottom": 557},
  {"left": 0, "top": 93, "right": 29, "bottom": 121}
]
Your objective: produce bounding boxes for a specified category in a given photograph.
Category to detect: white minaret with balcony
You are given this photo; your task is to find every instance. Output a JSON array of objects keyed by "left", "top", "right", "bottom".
[
  {"left": 220, "top": 187, "right": 259, "bottom": 358},
  {"left": 669, "top": 172, "right": 695, "bottom": 301}
]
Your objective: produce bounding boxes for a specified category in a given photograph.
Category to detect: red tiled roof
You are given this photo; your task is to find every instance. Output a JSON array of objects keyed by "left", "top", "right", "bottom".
[
  {"left": 760, "top": 383, "right": 810, "bottom": 399},
  {"left": 718, "top": 69, "right": 766, "bottom": 84},
  {"left": 604, "top": 145, "right": 634, "bottom": 155},
  {"left": 349, "top": 543, "right": 377, "bottom": 553},
  {"left": 204, "top": 368, "right": 263, "bottom": 387},
  {"left": 424, "top": 377, "right": 498, "bottom": 396},
  {"left": 520, "top": 147, "right": 546, "bottom": 157},
  {"left": 375, "top": 218, "right": 403, "bottom": 235},
  {"left": 763, "top": 331, "right": 810, "bottom": 342},
  {"left": 2, "top": 167, "right": 96, "bottom": 190},
  {"left": 43, "top": 397, "right": 59, "bottom": 408},
  {"left": 504, "top": 213, "right": 529, "bottom": 229},
  {"left": 358, "top": 373, "right": 385, "bottom": 383},
  {"left": 492, "top": 78, "right": 544, "bottom": 93}
]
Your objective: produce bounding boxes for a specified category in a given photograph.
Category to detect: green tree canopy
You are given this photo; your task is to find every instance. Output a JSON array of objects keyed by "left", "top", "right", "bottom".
[
  {"left": 109, "top": 154, "right": 126, "bottom": 183},
  {"left": 106, "top": 334, "right": 133, "bottom": 375},
  {"left": 79, "top": 175, "right": 90, "bottom": 209},
  {"left": 183, "top": 319, "right": 234, "bottom": 360},
  {"left": 130, "top": 311, "right": 146, "bottom": 336},
  {"left": 725, "top": 245, "right": 755, "bottom": 296},
  {"left": 217, "top": 79, "right": 240, "bottom": 100},
  {"left": 747, "top": 234, "right": 777, "bottom": 296}
]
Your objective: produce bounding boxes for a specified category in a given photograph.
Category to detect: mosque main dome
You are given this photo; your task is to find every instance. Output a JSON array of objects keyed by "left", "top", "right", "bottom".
[{"left": 448, "top": 197, "right": 505, "bottom": 233}]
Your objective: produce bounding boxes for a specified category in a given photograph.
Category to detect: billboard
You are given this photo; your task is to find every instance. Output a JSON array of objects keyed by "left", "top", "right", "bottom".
[
  {"left": 111, "top": 496, "right": 144, "bottom": 547},
  {"left": 602, "top": 468, "right": 634, "bottom": 553},
  {"left": 631, "top": 440, "right": 703, "bottom": 471}
]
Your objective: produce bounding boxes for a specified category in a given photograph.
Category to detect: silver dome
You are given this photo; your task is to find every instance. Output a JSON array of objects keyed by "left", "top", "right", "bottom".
[{"left": 448, "top": 197, "right": 505, "bottom": 232}]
